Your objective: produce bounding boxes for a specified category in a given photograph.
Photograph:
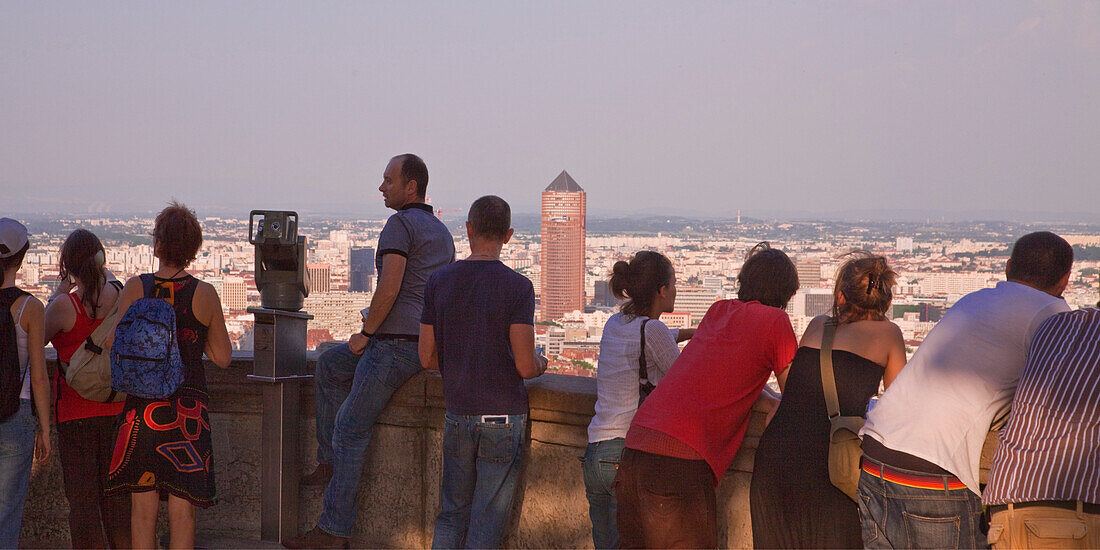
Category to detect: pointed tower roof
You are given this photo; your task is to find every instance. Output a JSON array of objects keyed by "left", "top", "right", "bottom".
[{"left": 545, "top": 170, "right": 584, "bottom": 192}]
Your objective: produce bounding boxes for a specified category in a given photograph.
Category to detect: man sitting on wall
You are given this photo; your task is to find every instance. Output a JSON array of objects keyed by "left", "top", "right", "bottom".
[{"left": 285, "top": 154, "right": 455, "bottom": 549}]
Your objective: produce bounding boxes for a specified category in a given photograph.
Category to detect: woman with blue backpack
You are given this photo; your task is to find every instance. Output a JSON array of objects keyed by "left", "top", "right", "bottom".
[
  {"left": 0, "top": 218, "right": 52, "bottom": 548},
  {"left": 105, "top": 202, "right": 232, "bottom": 549},
  {"left": 44, "top": 229, "right": 131, "bottom": 548}
]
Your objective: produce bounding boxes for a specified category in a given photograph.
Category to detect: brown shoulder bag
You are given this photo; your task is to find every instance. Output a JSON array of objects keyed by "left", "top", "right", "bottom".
[{"left": 821, "top": 318, "right": 864, "bottom": 502}]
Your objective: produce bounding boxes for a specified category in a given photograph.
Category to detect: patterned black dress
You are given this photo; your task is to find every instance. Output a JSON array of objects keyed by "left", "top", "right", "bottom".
[
  {"left": 106, "top": 274, "right": 216, "bottom": 507},
  {"left": 750, "top": 346, "right": 884, "bottom": 549}
]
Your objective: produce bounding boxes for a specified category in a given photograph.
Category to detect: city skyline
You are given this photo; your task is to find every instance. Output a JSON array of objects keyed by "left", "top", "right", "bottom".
[{"left": 3, "top": 2, "right": 1098, "bottom": 219}]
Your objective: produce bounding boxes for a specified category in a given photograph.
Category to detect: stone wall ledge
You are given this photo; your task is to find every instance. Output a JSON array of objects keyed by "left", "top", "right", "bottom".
[{"left": 26, "top": 351, "right": 768, "bottom": 549}]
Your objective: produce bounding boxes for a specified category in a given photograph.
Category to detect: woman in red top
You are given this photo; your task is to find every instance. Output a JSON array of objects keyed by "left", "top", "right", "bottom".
[
  {"left": 44, "top": 229, "right": 131, "bottom": 548},
  {"left": 615, "top": 243, "right": 801, "bottom": 549}
]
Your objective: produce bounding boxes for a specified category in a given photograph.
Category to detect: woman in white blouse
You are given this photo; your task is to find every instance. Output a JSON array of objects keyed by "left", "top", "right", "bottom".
[{"left": 583, "top": 251, "right": 693, "bottom": 549}]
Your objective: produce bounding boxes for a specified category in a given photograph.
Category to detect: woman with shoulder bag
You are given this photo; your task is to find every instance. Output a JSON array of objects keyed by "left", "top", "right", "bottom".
[
  {"left": 750, "top": 252, "right": 906, "bottom": 548},
  {"left": 104, "top": 202, "right": 232, "bottom": 549},
  {"left": 583, "top": 251, "right": 693, "bottom": 549},
  {"left": 44, "top": 229, "right": 131, "bottom": 548}
]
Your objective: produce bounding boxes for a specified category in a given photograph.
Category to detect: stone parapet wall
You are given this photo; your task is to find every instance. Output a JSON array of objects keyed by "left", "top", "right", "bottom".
[{"left": 24, "top": 353, "right": 768, "bottom": 548}]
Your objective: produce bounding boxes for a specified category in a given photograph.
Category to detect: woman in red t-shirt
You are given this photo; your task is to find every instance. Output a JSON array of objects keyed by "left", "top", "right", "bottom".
[
  {"left": 44, "top": 229, "right": 130, "bottom": 549},
  {"left": 615, "top": 243, "right": 801, "bottom": 549}
]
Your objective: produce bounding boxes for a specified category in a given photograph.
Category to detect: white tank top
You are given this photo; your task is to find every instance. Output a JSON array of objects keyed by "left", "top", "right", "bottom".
[{"left": 14, "top": 297, "right": 31, "bottom": 400}]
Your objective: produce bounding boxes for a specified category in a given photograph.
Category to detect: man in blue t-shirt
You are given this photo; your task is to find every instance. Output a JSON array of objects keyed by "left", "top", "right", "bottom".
[{"left": 419, "top": 195, "right": 548, "bottom": 549}]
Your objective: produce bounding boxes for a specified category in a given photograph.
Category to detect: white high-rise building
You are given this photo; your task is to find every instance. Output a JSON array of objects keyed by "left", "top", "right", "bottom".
[
  {"left": 675, "top": 287, "right": 722, "bottom": 326},
  {"left": 303, "top": 291, "right": 373, "bottom": 341},
  {"left": 221, "top": 276, "right": 248, "bottom": 312}
]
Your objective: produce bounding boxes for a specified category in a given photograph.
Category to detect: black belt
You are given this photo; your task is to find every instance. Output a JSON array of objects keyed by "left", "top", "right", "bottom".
[
  {"left": 990, "top": 500, "right": 1100, "bottom": 515},
  {"left": 372, "top": 333, "right": 419, "bottom": 342}
]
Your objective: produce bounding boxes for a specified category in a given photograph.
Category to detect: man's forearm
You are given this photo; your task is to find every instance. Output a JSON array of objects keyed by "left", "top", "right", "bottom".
[{"left": 362, "top": 286, "right": 399, "bottom": 334}]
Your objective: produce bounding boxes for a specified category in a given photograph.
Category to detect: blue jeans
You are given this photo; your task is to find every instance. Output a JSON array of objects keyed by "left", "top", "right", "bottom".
[
  {"left": 858, "top": 457, "right": 987, "bottom": 549},
  {"left": 315, "top": 339, "right": 422, "bottom": 538},
  {"left": 582, "top": 438, "right": 625, "bottom": 550},
  {"left": 432, "top": 412, "right": 526, "bottom": 549},
  {"left": 0, "top": 399, "right": 35, "bottom": 548}
]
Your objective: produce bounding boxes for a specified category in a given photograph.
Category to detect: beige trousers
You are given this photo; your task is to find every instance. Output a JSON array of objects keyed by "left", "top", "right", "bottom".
[{"left": 988, "top": 503, "right": 1099, "bottom": 549}]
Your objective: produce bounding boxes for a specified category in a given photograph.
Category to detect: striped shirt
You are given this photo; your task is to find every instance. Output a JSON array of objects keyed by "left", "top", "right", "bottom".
[{"left": 983, "top": 307, "right": 1100, "bottom": 505}]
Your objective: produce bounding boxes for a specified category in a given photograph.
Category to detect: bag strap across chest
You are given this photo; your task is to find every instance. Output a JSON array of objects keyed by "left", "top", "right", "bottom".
[{"left": 820, "top": 318, "right": 841, "bottom": 419}]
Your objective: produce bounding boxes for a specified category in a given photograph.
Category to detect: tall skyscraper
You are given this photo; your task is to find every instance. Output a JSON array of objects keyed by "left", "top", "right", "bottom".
[
  {"left": 540, "top": 170, "right": 586, "bottom": 322},
  {"left": 349, "top": 247, "right": 375, "bottom": 292}
]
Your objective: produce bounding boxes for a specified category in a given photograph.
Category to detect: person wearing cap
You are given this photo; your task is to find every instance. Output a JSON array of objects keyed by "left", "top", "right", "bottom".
[{"left": 0, "top": 218, "right": 52, "bottom": 548}]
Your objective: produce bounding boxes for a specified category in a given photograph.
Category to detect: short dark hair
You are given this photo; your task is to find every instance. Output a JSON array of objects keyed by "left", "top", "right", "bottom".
[
  {"left": 395, "top": 153, "right": 429, "bottom": 198},
  {"left": 737, "top": 242, "right": 799, "bottom": 309},
  {"left": 1006, "top": 231, "right": 1073, "bottom": 290},
  {"left": 153, "top": 201, "right": 203, "bottom": 268},
  {"left": 467, "top": 195, "right": 511, "bottom": 241}
]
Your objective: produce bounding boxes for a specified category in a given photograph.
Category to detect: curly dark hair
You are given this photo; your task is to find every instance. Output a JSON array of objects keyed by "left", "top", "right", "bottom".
[{"left": 152, "top": 201, "right": 203, "bottom": 268}]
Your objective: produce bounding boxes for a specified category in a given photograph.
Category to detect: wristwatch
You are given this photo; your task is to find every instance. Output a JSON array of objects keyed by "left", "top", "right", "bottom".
[{"left": 360, "top": 329, "right": 373, "bottom": 338}]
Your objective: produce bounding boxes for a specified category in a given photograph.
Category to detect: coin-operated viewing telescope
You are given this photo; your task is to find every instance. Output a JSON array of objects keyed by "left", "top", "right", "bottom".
[
  {"left": 249, "top": 210, "right": 309, "bottom": 312},
  {"left": 247, "top": 210, "right": 314, "bottom": 543}
]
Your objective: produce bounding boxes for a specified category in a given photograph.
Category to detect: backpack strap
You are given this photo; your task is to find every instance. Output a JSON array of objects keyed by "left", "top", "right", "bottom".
[
  {"left": 820, "top": 317, "right": 842, "bottom": 420},
  {"left": 638, "top": 317, "right": 652, "bottom": 388}
]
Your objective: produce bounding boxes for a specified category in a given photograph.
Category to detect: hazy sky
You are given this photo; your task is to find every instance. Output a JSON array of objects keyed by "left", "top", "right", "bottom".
[{"left": 2, "top": 1, "right": 1098, "bottom": 219}]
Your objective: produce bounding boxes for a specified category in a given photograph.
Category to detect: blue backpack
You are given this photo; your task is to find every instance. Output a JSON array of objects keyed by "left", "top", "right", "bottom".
[{"left": 111, "top": 296, "right": 185, "bottom": 399}]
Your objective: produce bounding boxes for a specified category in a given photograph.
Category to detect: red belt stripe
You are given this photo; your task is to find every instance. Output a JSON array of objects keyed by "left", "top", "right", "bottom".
[{"left": 861, "top": 460, "right": 967, "bottom": 491}]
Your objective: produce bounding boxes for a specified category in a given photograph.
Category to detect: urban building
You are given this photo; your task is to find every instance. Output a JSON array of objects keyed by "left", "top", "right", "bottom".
[
  {"left": 222, "top": 276, "right": 248, "bottom": 312},
  {"left": 796, "top": 256, "right": 822, "bottom": 288},
  {"left": 674, "top": 287, "right": 722, "bottom": 326},
  {"left": 303, "top": 291, "right": 373, "bottom": 342},
  {"left": 540, "top": 170, "right": 586, "bottom": 322},
  {"left": 660, "top": 311, "right": 692, "bottom": 329},
  {"left": 786, "top": 288, "right": 834, "bottom": 318},
  {"left": 307, "top": 264, "right": 331, "bottom": 293},
  {"left": 592, "top": 280, "right": 620, "bottom": 308},
  {"left": 349, "top": 247, "right": 375, "bottom": 293}
]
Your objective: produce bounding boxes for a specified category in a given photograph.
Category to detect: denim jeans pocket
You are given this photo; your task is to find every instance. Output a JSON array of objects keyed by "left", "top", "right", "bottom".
[
  {"left": 903, "top": 511, "right": 961, "bottom": 549},
  {"left": 858, "top": 489, "right": 880, "bottom": 545},
  {"left": 443, "top": 415, "right": 460, "bottom": 452},
  {"left": 1023, "top": 518, "right": 1087, "bottom": 549},
  {"left": 477, "top": 423, "right": 519, "bottom": 464}
]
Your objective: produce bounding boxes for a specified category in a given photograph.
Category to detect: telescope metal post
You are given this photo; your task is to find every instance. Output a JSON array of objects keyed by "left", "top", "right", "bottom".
[
  {"left": 248, "top": 306, "right": 313, "bottom": 544},
  {"left": 259, "top": 379, "right": 302, "bottom": 542}
]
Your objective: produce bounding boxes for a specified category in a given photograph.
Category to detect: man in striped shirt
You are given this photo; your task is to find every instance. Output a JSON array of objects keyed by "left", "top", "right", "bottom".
[{"left": 983, "top": 293, "right": 1100, "bottom": 549}]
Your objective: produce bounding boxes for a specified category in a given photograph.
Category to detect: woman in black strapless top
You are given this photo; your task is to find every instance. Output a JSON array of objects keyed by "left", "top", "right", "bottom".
[{"left": 750, "top": 253, "right": 907, "bottom": 549}]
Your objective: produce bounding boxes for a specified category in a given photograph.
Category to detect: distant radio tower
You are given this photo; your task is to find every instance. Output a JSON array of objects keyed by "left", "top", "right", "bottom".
[{"left": 737, "top": 209, "right": 741, "bottom": 224}]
